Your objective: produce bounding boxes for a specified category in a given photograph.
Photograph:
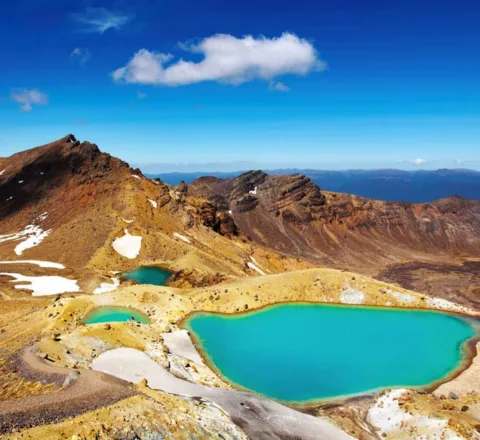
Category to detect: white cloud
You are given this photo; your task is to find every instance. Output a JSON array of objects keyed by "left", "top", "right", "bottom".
[
  {"left": 10, "top": 89, "right": 48, "bottom": 112},
  {"left": 72, "top": 7, "right": 131, "bottom": 34},
  {"left": 112, "top": 32, "right": 325, "bottom": 87},
  {"left": 137, "top": 91, "right": 147, "bottom": 99},
  {"left": 412, "top": 158, "right": 426, "bottom": 165},
  {"left": 268, "top": 81, "right": 290, "bottom": 92},
  {"left": 70, "top": 47, "right": 91, "bottom": 66}
]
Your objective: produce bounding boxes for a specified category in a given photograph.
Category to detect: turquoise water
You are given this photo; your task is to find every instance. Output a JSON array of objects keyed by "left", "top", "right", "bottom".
[
  {"left": 83, "top": 306, "right": 151, "bottom": 324},
  {"left": 186, "top": 304, "right": 476, "bottom": 402},
  {"left": 121, "top": 266, "right": 171, "bottom": 286}
]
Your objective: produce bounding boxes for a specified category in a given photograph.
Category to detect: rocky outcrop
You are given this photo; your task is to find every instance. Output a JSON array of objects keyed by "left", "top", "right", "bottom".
[{"left": 176, "top": 180, "right": 188, "bottom": 194}]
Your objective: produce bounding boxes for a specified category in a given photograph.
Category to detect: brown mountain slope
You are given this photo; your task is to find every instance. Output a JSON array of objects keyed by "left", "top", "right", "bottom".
[
  {"left": 0, "top": 136, "right": 309, "bottom": 297},
  {"left": 188, "top": 171, "right": 480, "bottom": 308}
]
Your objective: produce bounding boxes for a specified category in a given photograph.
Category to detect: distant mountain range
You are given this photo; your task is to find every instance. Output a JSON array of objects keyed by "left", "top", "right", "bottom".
[{"left": 148, "top": 169, "right": 480, "bottom": 203}]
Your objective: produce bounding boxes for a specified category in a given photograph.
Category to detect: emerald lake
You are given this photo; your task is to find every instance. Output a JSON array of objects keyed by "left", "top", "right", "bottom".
[
  {"left": 83, "top": 306, "right": 151, "bottom": 324},
  {"left": 121, "top": 266, "right": 171, "bottom": 286},
  {"left": 186, "top": 304, "right": 477, "bottom": 402}
]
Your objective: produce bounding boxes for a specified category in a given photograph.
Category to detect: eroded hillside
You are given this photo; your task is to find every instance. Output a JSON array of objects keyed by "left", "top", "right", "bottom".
[
  {"left": 189, "top": 171, "right": 480, "bottom": 308},
  {"left": 0, "top": 136, "right": 310, "bottom": 298}
]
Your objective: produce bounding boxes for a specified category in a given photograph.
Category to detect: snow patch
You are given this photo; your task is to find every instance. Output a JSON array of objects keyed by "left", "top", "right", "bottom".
[
  {"left": 0, "top": 224, "right": 52, "bottom": 256},
  {"left": 250, "top": 256, "right": 261, "bottom": 267},
  {"left": 0, "top": 273, "right": 80, "bottom": 296},
  {"left": 91, "top": 347, "right": 204, "bottom": 395},
  {"left": 131, "top": 174, "right": 141, "bottom": 179},
  {"left": 391, "top": 291, "right": 416, "bottom": 304},
  {"left": 249, "top": 186, "right": 257, "bottom": 195},
  {"left": 367, "top": 389, "right": 463, "bottom": 439},
  {"left": 38, "top": 212, "right": 48, "bottom": 222},
  {"left": 162, "top": 330, "right": 204, "bottom": 365},
  {"left": 91, "top": 348, "right": 354, "bottom": 440},
  {"left": 247, "top": 261, "right": 266, "bottom": 275},
  {"left": 427, "top": 297, "right": 474, "bottom": 314},
  {"left": 0, "top": 169, "right": 5, "bottom": 176},
  {"left": 0, "top": 260, "right": 64, "bottom": 269},
  {"left": 367, "top": 389, "right": 410, "bottom": 433},
  {"left": 148, "top": 199, "right": 157, "bottom": 208},
  {"left": 112, "top": 229, "right": 142, "bottom": 259},
  {"left": 18, "top": 180, "right": 24, "bottom": 184},
  {"left": 173, "top": 232, "right": 191, "bottom": 244},
  {"left": 122, "top": 218, "right": 134, "bottom": 224},
  {"left": 340, "top": 285, "right": 365, "bottom": 304},
  {"left": 6, "top": 196, "right": 13, "bottom": 201},
  {"left": 228, "top": 209, "right": 232, "bottom": 215},
  {"left": 250, "top": 256, "right": 268, "bottom": 274},
  {"left": 94, "top": 277, "right": 120, "bottom": 294}
]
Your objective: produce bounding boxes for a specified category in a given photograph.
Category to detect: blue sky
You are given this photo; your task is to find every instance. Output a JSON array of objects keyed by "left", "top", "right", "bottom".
[{"left": 1, "top": 0, "right": 479, "bottom": 171}]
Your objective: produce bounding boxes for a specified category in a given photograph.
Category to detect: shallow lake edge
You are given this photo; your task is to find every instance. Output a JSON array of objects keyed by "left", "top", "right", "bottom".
[
  {"left": 83, "top": 305, "right": 152, "bottom": 324},
  {"left": 179, "top": 301, "right": 480, "bottom": 409},
  {"left": 120, "top": 264, "right": 174, "bottom": 286}
]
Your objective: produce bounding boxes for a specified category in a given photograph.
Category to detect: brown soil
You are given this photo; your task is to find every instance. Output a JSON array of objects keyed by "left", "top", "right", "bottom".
[
  {"left": 0, "top": 345, "right": 134, "bottom": 434},
  {"left": 379, "top": 260, "right": 480, "bottom": 309}
]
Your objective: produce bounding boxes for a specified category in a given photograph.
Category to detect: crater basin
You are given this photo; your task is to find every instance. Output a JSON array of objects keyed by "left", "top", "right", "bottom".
[
  {"left": 121, "top": 266, "right": 171, "bottom": 286},
  {"left": 186, "top": 303, "right": 477, "bottom": 403},
  {"left": 83, "top": 306, "right": 151, "bottom": 324}
]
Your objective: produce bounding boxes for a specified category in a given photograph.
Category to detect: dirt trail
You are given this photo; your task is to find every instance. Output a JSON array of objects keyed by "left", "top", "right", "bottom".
[{"left": 0, "top": 345, "right": 134, "bottom": 434}]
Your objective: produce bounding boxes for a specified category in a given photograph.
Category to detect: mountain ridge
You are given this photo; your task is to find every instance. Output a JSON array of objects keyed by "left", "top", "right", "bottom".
[
  {"left": 0, "top": 135, "right": 311, "bottom": 294},
  {"left": 189, "top": 170, "right": 480, "bottom": 308},
  {"left": 149, "top": 168, "right": 480, "bottom": 202},
  {"left": 2, "top": 136, "right": 479, "bottom": 308}
]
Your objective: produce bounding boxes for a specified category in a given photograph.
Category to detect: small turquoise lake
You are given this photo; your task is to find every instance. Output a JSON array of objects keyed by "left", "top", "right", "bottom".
[
  {"left": 121, "top": 266, "right": 171, "bottom": 286},
  {"left": 83, "top": 306, "right": 151, "bottom": 324},
  {"left": 186, "top": 304, "right": 477, "bottom": 402}
]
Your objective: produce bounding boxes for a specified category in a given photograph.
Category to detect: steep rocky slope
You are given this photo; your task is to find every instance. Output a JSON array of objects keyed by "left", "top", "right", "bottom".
[
  {"left": 0, "top": 136, "right": 309, "bottom": 297},
  {"left": 189, "top": 171, "right": 480, "bottom": 308}
]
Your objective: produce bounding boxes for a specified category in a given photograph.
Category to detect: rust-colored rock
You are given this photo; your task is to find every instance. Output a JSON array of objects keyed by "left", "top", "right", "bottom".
[{"left": 190, "top": 171, "right": 480, "bottom": 309}]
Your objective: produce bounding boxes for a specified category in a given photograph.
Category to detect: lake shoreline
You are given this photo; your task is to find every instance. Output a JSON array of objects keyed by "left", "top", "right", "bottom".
[{"left": 181, "top": 302, "right": 480, "bottom": 409}]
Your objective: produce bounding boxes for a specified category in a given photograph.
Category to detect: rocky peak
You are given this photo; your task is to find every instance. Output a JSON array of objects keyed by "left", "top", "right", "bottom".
[
  {"left": 63, "top": 134, "right": 78, "bottom": 144},
  {"left": 176, "top": 180, "right": 188, "bottom": 194},
  {"left": 272, "top": 174, "right": 327, "bottom": 209},
  {"left": 0, "top": 136, "right": 135, "bottom": 219},
  {"left": 228, "top": 170, "right": 267, "bottom": 199}
]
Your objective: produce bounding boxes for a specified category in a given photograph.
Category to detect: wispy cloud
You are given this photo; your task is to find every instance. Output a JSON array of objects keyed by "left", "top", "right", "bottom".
[
  {"left": 10, "top": 89, "right": 48, "bottom": 112},
  {"left": 72, "top": 119, "right": 87, "bottom": 125},
  {"left": 70, "top": 47, "right": 91, "bottom": 66},
  {"left": 411, "top": 158, "right": 426, "bottom": 165},
  {"left": 113, "top": 32, "right": 325, "bottom": 87},
  {"left": 137, "top": 91, "right": 147, "bottom": 99},
  {"left": 71, "top": 7, "right": 131, "bottom": 34},
  {"left": 268, "top": 81, "right": 290, "bottom": 92}
]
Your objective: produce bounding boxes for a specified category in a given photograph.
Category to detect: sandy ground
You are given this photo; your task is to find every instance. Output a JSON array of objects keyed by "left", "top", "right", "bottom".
[{"left": 435, "top": 340, "right": 480, "bottom": 397}]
